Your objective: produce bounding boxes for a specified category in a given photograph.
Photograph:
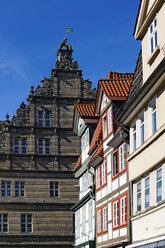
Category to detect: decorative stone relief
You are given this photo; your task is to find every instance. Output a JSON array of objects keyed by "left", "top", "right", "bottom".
[
  {"left": 0, "top": 130, "right": 6, "bottom": 154},
  {"left": 35, "top": 77, "right": 53, "bottom": 97},
  {"left": 12, "top": 102, "right": 30, "bottom": 126},
  {"left": 55, "top": 38, "right": 79, "bottom": 70}
]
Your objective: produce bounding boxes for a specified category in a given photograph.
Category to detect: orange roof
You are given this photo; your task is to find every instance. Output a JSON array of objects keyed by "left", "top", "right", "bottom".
[
  {"left": 95, "top": 71, "right": 133, "bottom": 113},
  {"left": 99, "top": 71, "right": 133, "bottom": 99},
  {"left": 73, "top": 154, "right": 82, "bottom": 173},
  {"left": 74, "top": 104, "right": 96, "bottom": 117},
  {"left": 88, "top": 118, "right": 102, "bottom": 155}
]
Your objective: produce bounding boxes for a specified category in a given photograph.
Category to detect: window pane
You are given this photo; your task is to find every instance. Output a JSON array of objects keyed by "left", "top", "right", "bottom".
[
  {"left": 156, "top": 168, "right": 162, "bottom": 203},
  {"left": 145, "top": 177, "right": 150, "bottom": 209},
  {"left": 113, "top": 151, "right": 118, "bottom": 177}
]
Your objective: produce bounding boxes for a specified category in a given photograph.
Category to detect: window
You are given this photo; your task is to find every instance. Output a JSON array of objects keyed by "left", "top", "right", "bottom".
[
  {"left": 75, "top": 210, "right": 80, "bottom": 239},
  {"left": 132, "top": 124, "right": 136, "bottom": 151},
  {"left": 112, "top": 143, "right": 126, "bottom": 179},
  {"left": 149, "top": 97, "right": 157, "bottom": 137},
  {"left": 50, "top": 182, "right": 59, "bottom": 198},
  {"left": 82, "top": 205, "right": 86, "bottom": 235},
  {"left": 45, "top": 139, "right": 50, "bottom": 155},
  {"left": 15, "top": 181, "right": 25, "bottom": 197},
  {"left": 96, "top": 159, "right": 107, "bottom": 190},
  {"left": 96, "top": 166, "right": 101, "bottom": 190},
  {"left": 103, "top": 94, "right": 108, "bottom": 108},
  {"left": 140, "top": 112, "right": 145, "bottom": 145},
  {"left": 14, "top": 138, "right": 19, "bottom": 153},
  {"left": 103, "top": 115, "right": 107, "bottom": 139},
  {"left": 45, "top": 112, "right": 51, "bottom": 127},
  {"left": 38, "top": 139, "right": 43, "bottom": 154},
  {"left": 103, "top": 205, "right": 108, "bottom": 232},
  {"left": 119, "top": 143, "right": 126, "bottom": 172},
  {"left": 120, "top": 195, "right": 127, "bottom": 225},
  {"left": 145, "top": 176, "right": 150, "bottom": 209},
  {"left": 97, "top": 209, "right": 102, "bottom": 234},
  {"left": 13, "top": 138, "right": 27, "bottom": 154},
  {"left": 97, "top": 205, "right": 108, "bottom": 234},
  {"left": 1, "top": 181, "right": 11, "bottom": 197},
  {"left": 102, "top": 160, "right": 107, "bottom": 186},
  {"left": 113, "top": 194, "right": 127, "bottom": 229},
  {"left": 107, "top": 107, "right": 113, "bottom": 134},
  {"left": 21, "top": 139, "right": 27, "bottom": 154},
  {"left": 112, "top": 150, "right": 118, "bottom": 178},
  {"left": 21, "top": 214, "right": 32, "bottom": 233},
  {"left": 137, "top": 182, "right": 141, "bottom": 211},
  {"left": 89, "top": 200, "right": 93, "bottom": 232},
  {"left": 38, "top": 111, "right": 43, "bottom": 127},
  {"left": 0, "top": 214, "right": 8, "bottom": 233},
  {"left": 149, "top": 16, "right": 158, "bottom": 54},
  {"left": 130, "top": 109, "right": 145, "bottom": 153},
  {"left": 102, "top": 107, "right": 113, "bottom": 140},
  {"left": 113, "top": 200, "right": 119, "bottom": 228},
  {"left": 156, "top": 167, "right": 162, "bottom": 203}
]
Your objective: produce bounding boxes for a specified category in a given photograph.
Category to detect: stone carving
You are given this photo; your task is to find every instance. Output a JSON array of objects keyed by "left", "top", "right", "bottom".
[
  {"left": 82, "top": 80, "right": 96, "bottom": 98},
  {"left": 12, "top": 102, "right": 30, "bottom": 126},
  {"left": 0, "top": 130, "right": 6, "bottom": 154},
  {"left": 55, "top": 38, "right": 79, "bottom": 70},
  {"left": 35, "top": 77, "right": 53, "bottom": 96}
]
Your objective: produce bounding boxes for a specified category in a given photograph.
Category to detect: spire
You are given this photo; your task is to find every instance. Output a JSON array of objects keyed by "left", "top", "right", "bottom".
[{"left": 55, "top": 37, "right": 79, "bottom": 70}]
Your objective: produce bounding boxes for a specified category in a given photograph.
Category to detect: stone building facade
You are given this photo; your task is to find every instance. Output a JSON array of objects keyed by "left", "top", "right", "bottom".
[{"left": 0, "top": 38, "right": 96, "bottom": 248}]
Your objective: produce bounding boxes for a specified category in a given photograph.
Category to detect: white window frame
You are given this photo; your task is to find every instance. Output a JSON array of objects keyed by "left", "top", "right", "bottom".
[
  {"left": 107, "top": 106, "right": 113, "bottom": 134},
  {"left": 21, "top": 214, "right": 32, "bottom": 233},
  {"left": 112, "top": 149, "right": 118, "bottom": 177},
  {"left": 119, "top": 143, "right": 126, "bottom": 172},
  {"left": 0, "top": 214, "right": 8, "bottom": 233},
  {"left": 120, "top": 195, "right": 127, "bottom": 225},
  {"left": 145, "top": 176, "right": 150, "bottom": 209},
  {"left": 96, "top": 166, "right": 101, "bottom": 190},
  {"left": 148, "top": 96, "right": 157, "bottom": 138},
  {"left": 97, "top": 209, "right": 102, "bottom": 234},
  {"left": 113, "top": 200, "right": 119, "bottom": 228},
  {"left": 103, "top": 205, "right": 108, "bottom": 232},
  {"left": 137, "top": 181, "right": 141, "bottom": 212},
  {"left": 103, "top": 114, "right": 107, "bottom": 139},
  {"left": 149, "top": 16, "right": 158, "bottom": 54},
  {"left": 102, "top": 160, "right": 107, "bottom": 186},
  {"left": 156, "top": 167, "right": 162, "bottom": 203}
]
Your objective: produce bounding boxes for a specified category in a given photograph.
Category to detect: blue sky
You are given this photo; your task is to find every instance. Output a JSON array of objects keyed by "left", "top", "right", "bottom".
[{"left": 0, "top": 0, "right": 141, "bottom": 120}]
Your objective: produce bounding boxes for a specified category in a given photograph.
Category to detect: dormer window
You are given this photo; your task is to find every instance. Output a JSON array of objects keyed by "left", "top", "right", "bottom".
[{"left": 149, "top": 16, "right": 158, "bottom": 54}]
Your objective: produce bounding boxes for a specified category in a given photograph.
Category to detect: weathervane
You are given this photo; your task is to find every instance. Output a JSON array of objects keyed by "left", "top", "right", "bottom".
[{"left": 65, "top": 28, "right": 73, "bottom": 38}]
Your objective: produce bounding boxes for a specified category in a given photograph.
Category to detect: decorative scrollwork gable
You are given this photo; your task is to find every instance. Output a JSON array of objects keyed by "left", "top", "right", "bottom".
[
  {"left": 35, "top": 77, "right": 53, "bottom": 97},
  {"left": 12, "top": 102, "right": 30, "bottom": 126}
]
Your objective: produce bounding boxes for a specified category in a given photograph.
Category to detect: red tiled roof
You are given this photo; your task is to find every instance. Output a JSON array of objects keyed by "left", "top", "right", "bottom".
[
  {"left": 73, "top": 154, "right": 82, "bottom": 173},
  {"left": 88, "top": 118, "right": 102, "bottom": 155},
  {"left": 99, "top": 71, "right": 133, "bottom": 99},
  {"left": 95, "top": 71, "right": 133, "bottom": 113},
  {"left": 74, "top": 104, "right": 96, "bottom": 117}
]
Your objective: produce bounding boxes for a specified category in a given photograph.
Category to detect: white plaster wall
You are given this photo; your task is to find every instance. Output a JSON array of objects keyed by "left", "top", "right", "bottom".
[
  {"left": 113, "top": 229, "right": 119, "bottom": 239},
  {"left": 112, "top": 177, "right": 118, "bottom": 191},
  {"left": 119, "top": 172, "right": 127, "bottom": 187},
  {"left": 132, "top": 203, "right": 165, "bottom": 242},
  {"left": 120, "top": 227, "right": 127, "bottom": 236}
]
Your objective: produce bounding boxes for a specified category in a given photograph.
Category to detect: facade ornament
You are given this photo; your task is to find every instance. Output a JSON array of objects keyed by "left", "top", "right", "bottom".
[
  {"left": 12, "top": 102, "right": 30, "bottom": 126},
  {"left": 35, "top": 77, "right": 53, "bottom": 96},
  {"left": 55, "top": 38, "right": 79, "bottom": 70}
]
